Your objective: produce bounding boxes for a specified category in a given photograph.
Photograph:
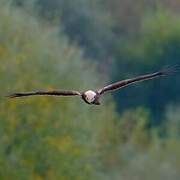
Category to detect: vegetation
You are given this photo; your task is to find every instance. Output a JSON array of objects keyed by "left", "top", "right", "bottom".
[{"left": 0, "top": 0, "right": 180, "bottom": 179}]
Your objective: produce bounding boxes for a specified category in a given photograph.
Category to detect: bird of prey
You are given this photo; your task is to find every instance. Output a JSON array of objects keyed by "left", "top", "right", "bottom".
[{"left": 7, "top": 66, "right": 178, "bottom": 105}]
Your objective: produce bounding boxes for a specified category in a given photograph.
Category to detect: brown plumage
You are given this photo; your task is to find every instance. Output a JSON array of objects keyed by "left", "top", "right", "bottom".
[
  {"left": 97, "top": 66, "right": 178, "bottom": 95},
  {"left": 8, "top": 90, "right": 81, "bottom": 98},
  {"left": 7, "top": 66, "right": 178, "bottom": 105}
]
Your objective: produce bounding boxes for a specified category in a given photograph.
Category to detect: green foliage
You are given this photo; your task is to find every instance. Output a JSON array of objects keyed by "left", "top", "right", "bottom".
[
  {"left": 123, "top": 9, "right": 180, "bottom": 64},
  {"left": 1, "top": 1, "right": 180, "bottom": 179},
  {"left": 0, "top": 1, "right": 118, "bottom": 179},
  {"left": 96, "top": 107, "right": 180, "bottom": 179},
  {"left": 15, "top": 1, "right": 180, "bottom": 121},
  {"left": 112, "top": 9, "right": 180, "bottom": 121},
  {"left": 36, "top": 0, "right": 116, "bottom": 60}
]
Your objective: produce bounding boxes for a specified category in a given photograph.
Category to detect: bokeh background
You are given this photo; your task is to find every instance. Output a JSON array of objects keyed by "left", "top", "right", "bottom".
[{"left": 0, "top": 0, "right": 180, "bottom": 179}]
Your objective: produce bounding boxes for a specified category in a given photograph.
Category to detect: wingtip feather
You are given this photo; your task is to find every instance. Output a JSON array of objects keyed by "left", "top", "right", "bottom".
[
  {"left": 6, "top": 93, "right": 21, "bottom": 98},
  {"left": 160, "top": 65, "right": 180, "bottom": 76}
]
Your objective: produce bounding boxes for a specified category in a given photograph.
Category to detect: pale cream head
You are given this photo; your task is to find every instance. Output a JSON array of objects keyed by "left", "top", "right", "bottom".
[{"left": 84, "top": 90, "right": 97, "bottom": 103}]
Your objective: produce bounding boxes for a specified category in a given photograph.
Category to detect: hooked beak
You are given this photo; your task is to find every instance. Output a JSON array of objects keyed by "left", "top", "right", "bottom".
[{"left": 93, "top": 100, "right": 101, "bottom": 105}]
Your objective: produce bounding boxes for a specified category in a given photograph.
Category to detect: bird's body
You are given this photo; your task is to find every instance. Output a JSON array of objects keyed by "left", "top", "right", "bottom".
[
  {"left": 82, "top": 90, "right": 96, "bottom": 103},
  {"left": 7, "top": 66, "right": 178, "bottom": 105},
  {"left": 82, "top": 90, "right": 100, "bottom": 105}
]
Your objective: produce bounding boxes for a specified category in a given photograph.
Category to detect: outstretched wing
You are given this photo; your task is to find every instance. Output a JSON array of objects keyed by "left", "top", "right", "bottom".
[
  {"left": 7, "top": 90, "right": 81, "bottom": 98},
  {"left": 98, "top": 66, "right": 178, "bottom": 95}
]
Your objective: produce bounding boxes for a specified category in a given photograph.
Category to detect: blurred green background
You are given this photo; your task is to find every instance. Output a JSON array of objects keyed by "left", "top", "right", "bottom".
[{"left": 0, "top": 0, "right": 180, "bottom": 179}]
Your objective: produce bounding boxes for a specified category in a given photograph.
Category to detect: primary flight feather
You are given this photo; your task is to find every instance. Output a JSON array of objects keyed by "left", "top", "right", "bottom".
[{"left": 7, "top": 66, "right": 178, "bottom": 105}]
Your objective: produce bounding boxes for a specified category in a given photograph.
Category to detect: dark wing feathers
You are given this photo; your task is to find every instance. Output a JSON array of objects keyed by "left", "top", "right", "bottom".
[
  {"left": 98, "top": 66, "right": 178, "bottom": 95},
  {"left": 7, "top": 90, "right": 81, "bottom": 98},
  {"left": 7, "top": 65, "right": 178, "bottom": 99}
]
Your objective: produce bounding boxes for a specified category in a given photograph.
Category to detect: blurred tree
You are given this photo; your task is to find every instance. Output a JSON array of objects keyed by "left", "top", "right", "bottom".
[
  {"left": 36, "top": 0, "right": 116, "bottom": 62},
  {"left": 96, "top": 106, "right": 180, "bottom": 180},
  {"left": 1, "top": 0, "right": 180, "bottom": 179},
  {"left": 0, "top": 1, "right": 118, "bottom": 179},
  {"left": 112, "top": 10, "right": 180, "bottom": 124}
]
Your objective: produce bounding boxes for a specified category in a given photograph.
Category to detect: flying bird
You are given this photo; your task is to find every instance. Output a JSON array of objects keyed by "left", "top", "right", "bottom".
[{"left": 7, "top": 66, "right": 178, "bottom": 105}]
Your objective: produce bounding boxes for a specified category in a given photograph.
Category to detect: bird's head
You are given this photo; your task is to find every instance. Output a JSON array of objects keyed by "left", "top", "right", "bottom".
[{"left": 82, "top": 90, "right": 100, "bottom": 105}]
